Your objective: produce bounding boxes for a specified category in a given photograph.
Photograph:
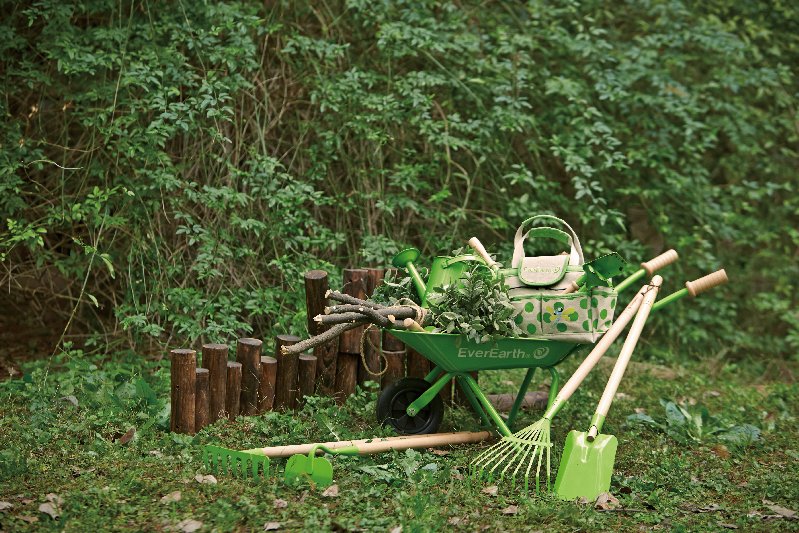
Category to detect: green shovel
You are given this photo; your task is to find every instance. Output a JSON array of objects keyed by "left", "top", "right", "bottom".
[{"left": 554, "top": 275, "right": 662, "bottom": 501}]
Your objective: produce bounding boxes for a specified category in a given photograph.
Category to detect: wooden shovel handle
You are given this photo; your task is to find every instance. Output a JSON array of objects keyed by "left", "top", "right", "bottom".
[
  {"left": 589, "top": 275, "right": 662, "bottom": 438},
  {"left": 246, "top": 431, "right": 491, "bottom": 458}
]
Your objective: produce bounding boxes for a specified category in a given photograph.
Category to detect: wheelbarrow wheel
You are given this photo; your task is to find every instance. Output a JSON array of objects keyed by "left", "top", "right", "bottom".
[{"left": 377, "top": 378, "right": 444, "bottom": 435}]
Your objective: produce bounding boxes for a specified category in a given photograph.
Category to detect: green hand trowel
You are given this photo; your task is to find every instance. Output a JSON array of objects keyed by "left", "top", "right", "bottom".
[
  {"left": 285, "top": 444, "right": 359, "bottom": 488},
  {"left": 554, "top": 275, "right": 662, "bottom": 500},
  {"left": 563, "top": 252, "right": 626, "bottom": 294}
]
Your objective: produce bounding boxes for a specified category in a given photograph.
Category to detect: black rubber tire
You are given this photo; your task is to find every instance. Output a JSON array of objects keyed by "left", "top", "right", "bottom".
[{"left": 376, "top": 377, "right": 444, "bottom": 435}]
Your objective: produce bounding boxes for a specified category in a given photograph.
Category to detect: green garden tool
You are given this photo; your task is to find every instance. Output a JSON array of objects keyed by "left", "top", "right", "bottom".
[
  {"left": 203, "top": 445, "right": 271, "bottom": 479},
  {"left": 471, "top": 285, "right": 650, "bottom": 491},
  {"left": 562, "top": 252, "right": 626, "bottom": 294},
  {"left": 554, "top": 276, "right": 662, "bottom": 501},
  {"left": 285, "top": 444, "right": 359, "bottom": 487}
]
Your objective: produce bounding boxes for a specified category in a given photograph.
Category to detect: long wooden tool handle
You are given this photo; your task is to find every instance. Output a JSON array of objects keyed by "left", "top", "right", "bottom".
[
  {"left": 247, "top": 431, "right": 491, "bottom": 457},
  {"left": 543, "top": 285, "right": 648, "bottom": 419},
  {"left": 588, "top": 276, "right": 662, "bottom": 439},
  {"left": 685, "top": 269, "right": 728, "bottom": 297},
  {"left": 468, "top": 237, "right": 500, "bottom": 269}
]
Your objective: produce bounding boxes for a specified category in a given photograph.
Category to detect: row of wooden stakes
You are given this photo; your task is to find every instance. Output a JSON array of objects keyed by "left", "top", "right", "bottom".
[{"left": 170, "top": 268, "right": 456, "bottom": 434}]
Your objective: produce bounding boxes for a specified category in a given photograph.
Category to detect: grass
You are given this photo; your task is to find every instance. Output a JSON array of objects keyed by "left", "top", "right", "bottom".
[{"left": 1, "top": 348, "right": 797, "bottom": 532}]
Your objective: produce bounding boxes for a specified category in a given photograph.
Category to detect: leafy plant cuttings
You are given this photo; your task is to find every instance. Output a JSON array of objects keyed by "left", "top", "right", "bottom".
[{"left": 426, "top": 264, "right": 522, "bottom": 343}]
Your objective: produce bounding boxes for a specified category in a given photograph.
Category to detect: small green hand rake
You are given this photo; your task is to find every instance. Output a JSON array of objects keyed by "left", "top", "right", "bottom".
[{"left": 470, "top": 285, "right": 649, "bottom": 492}]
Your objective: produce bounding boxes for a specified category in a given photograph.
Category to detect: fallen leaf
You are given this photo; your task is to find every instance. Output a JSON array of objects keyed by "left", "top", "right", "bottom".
[
  {"left": 718, "top": 523, "right": 738, "bottom": 529},
  {"left": 60, "top": 395, "right": 79, "bottom": 407},
  {"left": 577, "top": 496, "right": 591, "bottom": 505},
  {"left": 118, "top": 427, "right": 136, "bottom": 445},
  {"left": 595, "top": 493, "right": 619, "bottom": 510},
  {"left": 149, "top": 450, "right": 164, "bottom": 457},
  {"left": 634, "top": 407, "right": 646, "bottom": 414},
  {"left": 160, "top": 491, "right": 182, "bottom": 504},
  {"left": 481, "top": 485, "right": 498, "bottom": 497},
  {"left": 502, "top": 505, "right": 519, "bottom": 515},
  {"left": 194, "top": 474, "right": 217, "bottom": 485},
  {"left": 704, "top": 390, "right": 721, "bottom": 398},
  {"left": 0, "top": 501, "right": 13, "bottom": 512},
  {"left": 177, "top": 518, "right": 203, "bottom": 532},
  {"left": 72, "top": 466, "right": 96, "bottom": 477},
  {"left": 711, "top": 444, "right": 730, "bottom": 459},
  {"left": 450, "top": 469, "right": 464, "bottom": 480},
  {"left": 763, "top": 500, "right": 797, "bottom": 519},
  {"left": 322, "top": 484, "right": 339, "bottom": 497},
  {"left": 428, "top": 449, "right": 450, "bottom": 456},
  {"left": 264, "top": 522, "right": 280, "bottom": 531},
  {"left": 46, "top": 494, "right": 63, "bottom": 506},
  {"left": 448, "top": 517, "right": 463, "bottom": 525},
  {"left": 19, "top": 515, "right": 38, "bottom": 524},
  {"left": 390, "top": 527, "right": 402, "bottom": 533},
  {"left": 38, "top": 502, "right": 59, "bottom": 520},
  {"left": 273, "top": 498, "right": 288, "bottom": 509}
]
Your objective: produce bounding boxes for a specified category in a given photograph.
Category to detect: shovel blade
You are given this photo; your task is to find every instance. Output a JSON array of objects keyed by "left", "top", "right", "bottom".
[
  {"left": 285, "top": 453, "right": 334, "bottom": 488},
  {"left": 553, "top": 430, "right": 617, "bottom": 501}
]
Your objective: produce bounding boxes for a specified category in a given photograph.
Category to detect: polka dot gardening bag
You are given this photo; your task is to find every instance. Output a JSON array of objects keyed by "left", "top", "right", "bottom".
[{"left": 502, "top": 215, "right": 617, "bottom": 343}]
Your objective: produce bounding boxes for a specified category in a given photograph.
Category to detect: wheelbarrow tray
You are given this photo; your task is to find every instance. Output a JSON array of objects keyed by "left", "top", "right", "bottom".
[{"left": 388, "top": 330, "right": 580, "bottom": 372}]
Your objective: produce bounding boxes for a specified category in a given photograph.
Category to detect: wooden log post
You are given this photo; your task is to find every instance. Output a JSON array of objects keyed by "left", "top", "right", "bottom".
[
  {"left": 236, "top": 338, "right": 263, "bottom": 416},
  {"left": 381, "top": 350, "right": 405, "bottom": 389},
  {"left": 382, "top": 268, "right": 407, "bottom": 354},
  {"left": 225, "top": 361, "right": 242, "bottom": 420},
  {"left": 258, "top": 356, "right": 277, "bottom": 413},
  {"left": 201, "top": 343, "right": 228, "bottom": 423},
  {"left": 195, "top": 368, "right": 210, "bottom": 432},
  {"left": 274, "top": 334, "right": 301, "bottom": 410},
  {"left": 170, "top": 349, "right": 196, "bottom": 434},
  {"left": 335, "top": 268, "right": 368, "bottom": 403},
  {"left": 304, "top": 270, "right": 338, "bottom": 396},
  {"left": 359, "top": 268, "right": 385, "bottom": 387},
  {"left": 298, "top": 354, "right": 318, "bottom": 405}
]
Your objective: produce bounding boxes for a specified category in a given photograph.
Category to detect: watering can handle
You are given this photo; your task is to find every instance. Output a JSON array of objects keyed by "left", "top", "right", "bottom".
[{"left": 467, "top": 237, "right": 499, "bottom": 269}]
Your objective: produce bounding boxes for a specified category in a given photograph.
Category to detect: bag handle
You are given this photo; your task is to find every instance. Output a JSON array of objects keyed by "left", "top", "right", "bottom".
[{"left": 511, "top": 215, "right": 585, "bottom": 268}]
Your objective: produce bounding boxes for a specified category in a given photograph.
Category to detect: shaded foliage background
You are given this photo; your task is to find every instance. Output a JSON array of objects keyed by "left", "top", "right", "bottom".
[{"left": 1, "top": 0, "right": 796, "bottom": 361}]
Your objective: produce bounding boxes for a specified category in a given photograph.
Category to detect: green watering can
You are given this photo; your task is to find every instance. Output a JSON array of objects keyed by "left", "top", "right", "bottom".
[{"left": 392, "top": 248, "right": 486, "bottom": 307}]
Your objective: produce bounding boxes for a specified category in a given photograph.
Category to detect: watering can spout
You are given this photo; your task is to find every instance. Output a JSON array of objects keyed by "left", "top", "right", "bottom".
[{"left": 392, "top": 248, "right": 427, "bottom": 300}]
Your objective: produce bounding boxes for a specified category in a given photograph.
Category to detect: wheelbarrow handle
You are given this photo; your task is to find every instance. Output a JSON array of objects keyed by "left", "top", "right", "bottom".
[
  {"left": 616, "top": 249, "right": 678, "bottom": 292},
  {"left": 651, "top": 269, "right": 729, "bottom": 312}
]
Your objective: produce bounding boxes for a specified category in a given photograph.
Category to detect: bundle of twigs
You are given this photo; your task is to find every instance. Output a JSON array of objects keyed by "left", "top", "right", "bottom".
[{"left": 281, "top": 291, "right": 426, "bottom": 355}]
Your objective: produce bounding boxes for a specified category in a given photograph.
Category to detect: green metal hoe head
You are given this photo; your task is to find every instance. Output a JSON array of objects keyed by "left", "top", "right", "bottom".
[
  {"left": 203, "top": 445, "right": 270, "bottom": 480},
  {"left": 553, "top": 430, "right": 617, "bottom": 501},
  {"left": 284, "top": 453, "right": 334, "bottom": 488}
]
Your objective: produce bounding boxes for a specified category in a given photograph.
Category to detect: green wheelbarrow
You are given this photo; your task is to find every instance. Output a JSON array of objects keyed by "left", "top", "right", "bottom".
[{"left": 375, "top": 247, "right": 685, "bottom": 437}]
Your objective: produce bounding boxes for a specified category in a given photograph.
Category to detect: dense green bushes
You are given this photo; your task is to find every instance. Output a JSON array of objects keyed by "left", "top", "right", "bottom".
[{"left": 1, "top": 1, "right": 796, "bottom": 360}]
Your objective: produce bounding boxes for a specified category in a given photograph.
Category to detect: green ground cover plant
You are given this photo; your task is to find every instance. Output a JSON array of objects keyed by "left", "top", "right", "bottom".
[
  {"left": 1, "top": 0, "right": 797, "bottom": 362},
  {"left": 1, "top": 351, "right": 797, "bottom": 531}
]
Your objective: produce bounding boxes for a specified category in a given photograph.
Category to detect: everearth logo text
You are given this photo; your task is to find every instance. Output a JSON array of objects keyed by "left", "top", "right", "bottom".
[
  {"left": 523, "top": 266, "right": 561, "bottom": 273},
  {"left": 457, "top": 346, "right": 550, "bottom": 359}
]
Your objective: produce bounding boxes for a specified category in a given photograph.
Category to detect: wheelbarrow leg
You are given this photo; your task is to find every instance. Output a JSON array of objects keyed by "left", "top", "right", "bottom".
[
  {"left": 506, "top": 367, "right": 537, "bottom": 428},
  {"left": 454, "top": 375, "right": 493, "bottom": 430},
  {"left": 461, "top": 374, "right": 512, "bottom": 437},
  {"left": 547, "top": 367, "right": 560, "bottom": 410},
  {"left": 406, "top": 372, "right": 454, "bottom": 417}
]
